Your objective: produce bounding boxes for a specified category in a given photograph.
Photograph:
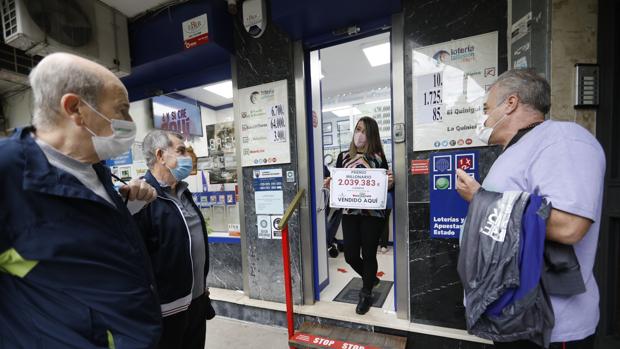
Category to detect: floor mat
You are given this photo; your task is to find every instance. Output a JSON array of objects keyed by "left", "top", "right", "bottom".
[{"left": 333, "top": 277, "right": 394, "bottom": 308}]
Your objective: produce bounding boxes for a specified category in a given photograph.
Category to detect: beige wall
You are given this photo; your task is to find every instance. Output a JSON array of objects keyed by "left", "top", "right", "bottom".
[
  {"left": 550, "top": 0, "right": 598, "bottom": 133},
  {"left": 5, "top": 90, "right": 33, "bottom": 130}
]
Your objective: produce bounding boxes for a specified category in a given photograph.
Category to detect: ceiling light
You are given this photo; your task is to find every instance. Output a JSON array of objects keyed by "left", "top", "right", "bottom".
[
  {"left": 322, "top": 105, "right": 351, "bottom": 113},
  {"left": 203, "top": 80, "right": 233, "bottom": 99},
  {"left": 363, "top": 42, "right": 391, "bottom": 67},
  {"left": 364, "top": 98, "right": 391, "bottom": 105},
  {"left": 332, "top": 107, "right": 362, "bottom": 117}
]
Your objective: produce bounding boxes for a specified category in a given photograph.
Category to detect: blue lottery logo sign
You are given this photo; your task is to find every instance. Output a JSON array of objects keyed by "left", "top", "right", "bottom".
[{"left": 429, "top": 151, "right": 478, "bottom": 239}]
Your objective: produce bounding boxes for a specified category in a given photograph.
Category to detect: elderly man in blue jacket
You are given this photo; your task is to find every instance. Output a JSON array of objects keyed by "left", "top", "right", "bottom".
[
  {"left": 0, "top": 53, "right": 162, "bottom": 348},
  {"left": 134, "top": 129, "right": 214, "bottom": 349}
]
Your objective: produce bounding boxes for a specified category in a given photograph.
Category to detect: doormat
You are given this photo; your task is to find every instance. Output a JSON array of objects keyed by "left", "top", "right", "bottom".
[{"left": 333, "top": 277, "right": 394, "bottom": 308}]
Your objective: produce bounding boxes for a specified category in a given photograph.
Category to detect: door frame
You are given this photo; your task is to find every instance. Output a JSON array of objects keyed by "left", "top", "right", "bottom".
[
  {"left": 595, "top": 0, "right": 620, "bottom": 347},
  {"left": 298, "top": 16, "right": 410, "bottom": 320}
]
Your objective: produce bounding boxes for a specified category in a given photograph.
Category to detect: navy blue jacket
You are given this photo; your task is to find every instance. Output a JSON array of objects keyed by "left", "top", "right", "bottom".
[
  {"left": 0, "top": 128, "right": 161, "bottom": 349},
  {"left": 133, "top": 171, "right": 209, "bottom": 317}
]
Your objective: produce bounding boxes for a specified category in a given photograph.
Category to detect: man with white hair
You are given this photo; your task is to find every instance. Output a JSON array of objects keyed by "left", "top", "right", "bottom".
[
  {"left": 456, "top": 69, "right": 605, "bottom": 349},
  {"left": 134, "top": 129, "right": 214, "bottom": 349},
  {"left": 0, "top": 53, "right": 161, "bottom": 348}
]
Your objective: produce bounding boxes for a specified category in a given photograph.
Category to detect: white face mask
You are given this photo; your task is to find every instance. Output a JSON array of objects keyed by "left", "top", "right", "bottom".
[
  {"left": 475, "top": 103, "right": 508, "bottom": 145},
  {"left": 82, "top": 100, "right": 136, "bottom": 160}
]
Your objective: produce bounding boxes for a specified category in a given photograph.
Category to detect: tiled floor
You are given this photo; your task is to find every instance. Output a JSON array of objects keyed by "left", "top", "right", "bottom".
[
  {"left": 206, "top": 316, "right": 289, "bottom": 348},
  {"left": 319, "top": 246, "right": 396, "bottom": 313}
]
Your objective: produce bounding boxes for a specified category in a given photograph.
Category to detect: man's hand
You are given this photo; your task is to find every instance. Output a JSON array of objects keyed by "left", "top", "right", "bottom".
[
  {"left": 456, "top": 169, "right": 481, "bottom": 202},
  {"left": 119, "top": 179, "right": 157, "bottom": 203}
]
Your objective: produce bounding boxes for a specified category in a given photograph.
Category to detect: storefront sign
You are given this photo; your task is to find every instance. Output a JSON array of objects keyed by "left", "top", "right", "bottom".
[
  {"left": 412, "top": 31, "right": 498, "bottom": 151},
  {"left": 253, "top": 168, "right": 284, "bottom": 215},
  {"left": 182, "top": 14, "right": 209, "bottom": 49},
  {"left": 429, "top": 151, "right": 478, "bottom": 239},
  {"left": 329, "top": 168, "right": 387, "bottom": 210},
  {"left": 239, "top": 80, "right": 291, "bottom": 167}
]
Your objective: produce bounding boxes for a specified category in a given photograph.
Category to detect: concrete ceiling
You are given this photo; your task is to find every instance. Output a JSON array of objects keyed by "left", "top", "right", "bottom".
[
  {"left": 99, "top": 0, "right": 173, "bottom": 18},
  {"left": 320, "top": 32, "right": 390, "bottom": 99}
]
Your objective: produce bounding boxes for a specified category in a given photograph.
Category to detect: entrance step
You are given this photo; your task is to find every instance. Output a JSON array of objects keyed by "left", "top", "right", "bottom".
[{"left": 289, "top": 322, "right": 407, "bottom": 349}]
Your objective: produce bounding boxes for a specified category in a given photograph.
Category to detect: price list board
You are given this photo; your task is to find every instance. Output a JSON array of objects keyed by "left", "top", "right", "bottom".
[{"left": 239, "top": 79, "right": 291, "bottom": 167}]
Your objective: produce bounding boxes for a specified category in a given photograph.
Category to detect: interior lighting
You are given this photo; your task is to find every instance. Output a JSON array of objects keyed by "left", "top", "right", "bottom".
[{"left": 203, "top": 80, "right": 233, "bottom": 99}]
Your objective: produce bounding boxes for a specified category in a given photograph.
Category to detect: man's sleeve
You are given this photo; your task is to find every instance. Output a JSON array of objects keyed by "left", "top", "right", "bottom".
[
  {"left": 132, "top": 208, "right": 157, "bottom": 254},
  {"left": 526, "top": 139, "right": 605, "bottom": 221}
]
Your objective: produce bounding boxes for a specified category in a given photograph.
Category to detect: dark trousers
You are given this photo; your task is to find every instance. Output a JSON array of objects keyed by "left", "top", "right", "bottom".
[
  {"left": 342, "top": 214, "right": 384, "bottom": 292},
  {"left": 158, "top": 294, "right": 207, "bottom": 349},
  {"left": 494, "top": 334, "right": 595, "bottom": 349}
]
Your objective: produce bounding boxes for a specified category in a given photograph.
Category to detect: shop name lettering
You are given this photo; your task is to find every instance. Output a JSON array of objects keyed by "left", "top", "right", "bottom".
[
  {"left": 160, "top": 109, "right": 192, "bottom": 135},
  {"left": 450, "top": 45, "right": 475, "bottom": 60},
  {"left": 433, "top": 217, "right": 465, "bottom": 236}
]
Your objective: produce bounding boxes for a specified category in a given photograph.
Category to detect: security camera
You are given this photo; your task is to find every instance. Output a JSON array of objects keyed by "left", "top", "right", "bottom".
[{"left": 242, "top": 0, "right": 267, "bottom": 38}]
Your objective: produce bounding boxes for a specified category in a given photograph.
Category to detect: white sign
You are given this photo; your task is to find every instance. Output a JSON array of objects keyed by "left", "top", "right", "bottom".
[
  {"left": 239, "top": 80, "right": 291, "bottom": 167},
  {"left": 271, "top": 215, "right": 283, "bottom": 239},
  {"left": 182, "top": 14, "right": 209, "bottom": 49},
  {"left": 412, "top": 31, "right": 498, "bottom": 151},
  {"left": 329, "top": 168, "right": 388, "bottom": 210},
  {"left": 253, "top": 168, "right": 284, "bottom": 215},
  {"left": 257, "top": 215, "right": 271, "bottom": 239}
]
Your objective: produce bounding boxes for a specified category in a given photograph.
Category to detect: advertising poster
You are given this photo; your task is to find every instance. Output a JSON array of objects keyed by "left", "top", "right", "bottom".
[
  {"left": 429, "top": 150, "right": 478, "bottom": 239},
  {"left": 203, "top": 122, "right": 237, "bottom": 184},
  {"left": 412, "top": 31, "right": 498, "bottom": 151},
  {"left": 152, "top": 95, "right": 203, "bottom": 137},
  {"left": 253, "top": 168, "right": 284, "bottom": 215},
  {"left": 329, "top": 168, "right": 388, "bottom": 210},
  {"left": 239, "top": 80, "right": 291, "bottom": 167}
]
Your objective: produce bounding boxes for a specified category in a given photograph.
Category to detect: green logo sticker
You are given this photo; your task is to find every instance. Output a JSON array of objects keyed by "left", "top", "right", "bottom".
[{"left": 435, "top": 177, "right": 450, "bottom": 190}]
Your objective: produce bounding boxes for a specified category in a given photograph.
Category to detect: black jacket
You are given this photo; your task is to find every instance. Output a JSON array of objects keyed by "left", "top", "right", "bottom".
[{"left": 134, "top": 171, "right": 210, "bottom": 317}]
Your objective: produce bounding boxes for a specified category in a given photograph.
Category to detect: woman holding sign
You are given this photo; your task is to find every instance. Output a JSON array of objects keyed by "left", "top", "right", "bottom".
[{"left": 324, "top": 116, "right": 394, "bottom": 315}]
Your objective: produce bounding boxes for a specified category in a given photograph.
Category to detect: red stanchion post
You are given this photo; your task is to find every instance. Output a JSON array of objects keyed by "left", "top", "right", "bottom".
[{"left": 281, "top": 224, "right": 295, "bottom": 341}]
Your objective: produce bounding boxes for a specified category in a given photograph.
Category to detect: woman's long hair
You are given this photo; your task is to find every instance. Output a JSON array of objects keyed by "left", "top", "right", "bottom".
[{"left": 348, "top": 116, "right": 385, "bottom": 159}]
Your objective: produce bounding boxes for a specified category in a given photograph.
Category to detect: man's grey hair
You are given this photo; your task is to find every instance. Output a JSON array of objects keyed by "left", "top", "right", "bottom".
[
  {"left": 29, "top": 57, "right": 104, "bottom": 130},
  {"left": 492, "top": 68, "right": 551, "bottom": 114},
  {"left": 142, "top": 130, "right": 184, "bottom": 168}
]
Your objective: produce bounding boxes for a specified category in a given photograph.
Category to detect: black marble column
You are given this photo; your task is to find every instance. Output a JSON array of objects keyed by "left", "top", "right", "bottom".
[
  {"left": 207, "top": 242, "right": 243, "bottom": 290},
  {"left": 403, "top": 0, "right": 508, "bottom": 328},
  {"left": 233, "top": 5, "right": 303, "bottom": 304}
]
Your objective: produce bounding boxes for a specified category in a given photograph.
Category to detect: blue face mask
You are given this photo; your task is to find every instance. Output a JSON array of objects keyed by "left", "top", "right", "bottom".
[{"left": 167, "top": 156, "right": 193, "bottom": 182}]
